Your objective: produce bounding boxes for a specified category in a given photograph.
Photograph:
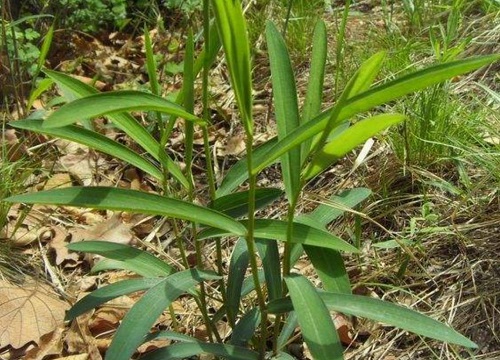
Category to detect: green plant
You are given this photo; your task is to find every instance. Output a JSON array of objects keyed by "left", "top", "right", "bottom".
[
  {"left": 50, "top": 0, "right": 128, "bottom": 32},
  {"left": 4, "top": 1, "right": 499, "bottom": 359}
]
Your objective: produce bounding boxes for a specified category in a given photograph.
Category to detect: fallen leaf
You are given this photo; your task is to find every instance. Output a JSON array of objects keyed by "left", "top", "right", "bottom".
[
  {"left": 64, "top": 312, "right": 102, "bottom": 360},
  {"left": 48, "top": 227, "right": 79, "bottom": 266},
  {"left": 70, "top": 214, "right": 134, "bottom": 246},
  {"left": 0, "top": 279, "right": 69, "bottom": 349},
  {"left": 24, "top": 325, "right": 65, "bottom": 360}
]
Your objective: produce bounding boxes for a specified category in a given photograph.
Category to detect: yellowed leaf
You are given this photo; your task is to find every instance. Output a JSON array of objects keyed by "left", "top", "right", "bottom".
[{"left": 0, "top": 280, "right": 69, "bottom": 349}]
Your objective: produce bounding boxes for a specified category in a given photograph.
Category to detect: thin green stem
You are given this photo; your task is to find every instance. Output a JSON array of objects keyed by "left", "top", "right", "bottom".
[{"left": 245, "top": 139, "right": 268, "bottom": 359}]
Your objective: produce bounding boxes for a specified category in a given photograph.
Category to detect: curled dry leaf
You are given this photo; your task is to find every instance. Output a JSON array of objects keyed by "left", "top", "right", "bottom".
[
  {"left": 65, "top": 312, "right": 102, "bottom": 360},
  {"left": 0, "top": 280, "right": 69, "bottom": 349}
]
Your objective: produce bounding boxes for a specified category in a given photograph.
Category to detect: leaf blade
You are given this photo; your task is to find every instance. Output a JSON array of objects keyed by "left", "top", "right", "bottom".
[
  {"left": 43, "top": 90, "right": 202, "bottom": 128},
  {"left": 285, "top": 274, "right": 344, "bottom": 360},
  {"left": 6, "top": 187, "right": 247, "bottom": 236}
]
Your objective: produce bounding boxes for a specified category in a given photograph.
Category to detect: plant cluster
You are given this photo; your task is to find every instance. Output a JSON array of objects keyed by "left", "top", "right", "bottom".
[{"left": 4, "top": 0, "right": 499, "bottom": 359}]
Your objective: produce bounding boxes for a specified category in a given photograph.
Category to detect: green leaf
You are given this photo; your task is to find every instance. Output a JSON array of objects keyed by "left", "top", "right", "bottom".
[
  {"left": 66, "top": 278, "right": 163, "bottom": 320},
  {"left": 301, "top": 20, "right": 327, "bottom": 161},
  {"left": 303, "top": 247, "right": 350, "bottom": 294},
  {"left": 285, "top": 274, "right": 344, "bottom": 360},
  {"left": 230, "top": 307, "right": 261, "bottom": 347},
  {"left": 216, "top": 138, "right": 278, "bottom": 198},
  {"left": 106, "top": 269, "right": 221, "bottom": 360},
  {"left": 211, "top": 0, "right": 253, "bottom": 134},
  {"left": 44, "top": 70, "right": 189, "bottom": 189},
  {"left": 183, "top": 28, "right": 195, "bottom": 189},
  {"left": 144, "top": 27, "right": 160, "bottom": 96},
  {"left": 266, "top": 21, "right": 301, "bottom": 201},
  {"left": 304, "top": 113, "right": 406, "bottom": 179},
  {"left": 143, "top": 330, "right": 198, "bottom": 343},
  {"left": 277, "top": 311, "right": 298, "bottom": 350},
  {"left": 253, "top": 54, "right": 500, "bottom": 175},
  {"left": 43, "top": 90, "right": 202, "bottom": 128},
  {"left": 241, "top": 270, "right": 266, "bottom": 297},
  {"left": 210, "top": 188, "right": 282, "bottom": 219},
  {"left": 226, "top": 238, "right": 249, "bottom": 326},
  {"left": 67, "top": 241, "right": 173, "bottom": 277},
  {"left": 6, "top": 187, "right": 247, "bottom": 236},
  {"left": 198, "top": 219, "right": 358, "bottom": 253},
  {"left": 10, "top": 119, "right": 164, "bottom": 181},
  {"left": 255, "top": 239, "right": 282, "bottom": 301},
  {"left": 140, "top": 342, "right": 259, "bottom": 360},
  {"left": 300, "top": 187, "right": 372, "bottom": 226},
  {"left": 270, "top": 291, "right": 477, "bottom": 349}
]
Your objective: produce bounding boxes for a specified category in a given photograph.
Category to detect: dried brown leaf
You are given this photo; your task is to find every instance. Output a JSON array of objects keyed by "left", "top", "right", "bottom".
[{"left": 0, "top": 280, "right": 68, "bottom": 349}]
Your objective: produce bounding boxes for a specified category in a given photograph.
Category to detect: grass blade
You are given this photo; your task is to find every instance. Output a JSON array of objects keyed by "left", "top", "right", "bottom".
[
  {"left": 43, "top": 90, "right": 202, "bottom": 128},
  {"left": 67, "top": 241, "right": 173, "bottom": 277},
  {"left": 252, "top": 54, "right": 500, "bottom": 175},
  {"left": 226, "top": 238, "right": 249, "bottom": 326},
  {"left": 266, "top": 21, "right": 301, "bottom": 200},
  {"left": 301, "top": 20, "right": 327, "bottom": 161},
  {"left": 106, "top": 269, "right": 221, "bottom": 360},
  {"left": 5, "top": 187, "right": 247, "bottom": 236},
  {"left": 66, "top": 278, "right": 163, "bottom": 320},
  {"left": 211, "top": 0, "right": 253, "bottom": 133},
  {"left": 140, "top": 342, "right": 259, "bottom": 360},
  {"left": 285, "top": 274, "right": 344, "bottom": 360},
  {"left": 10, "top": 119, "right": 164, "bottom": 181},
  {"left": 198, "top": 219, "right": 358, "bottom": 253},
  {"left": 305, "top": 113, "right": 406, "bottom": 179}
]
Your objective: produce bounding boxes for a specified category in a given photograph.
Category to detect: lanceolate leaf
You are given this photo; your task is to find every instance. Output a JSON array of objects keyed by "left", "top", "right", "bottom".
[
  {"left": 255, "top": 239, "right": 282, "bottom": 301},
  {"left": 106, "top": 269, "right": 221, "bottom": 360},
  {"left": 252, "top": 54, "right": 500, "bottom": 175},
  {"left": 301, "top": 20, "right": 327, "bottom": 161},
  {"left": 43, "top": 90, "right": 202, "bottom": 128},
  {"left": 44, "top": 70, "right": 189, "bottom": 189},
  {"left": 303, "top": 247, "right": 351, "bottom": 294},
  {"left": 67, "top": 241, "right": 173, "bottom": 277},
  {"left": 198, "top": 219, "right": 358, "bottom": 253},
  {"left": 5, "top": 187, "right": 247, "bottom": 236},
  {"left": 226, "top": 239, "right": 249, "bottom": 326},
  {"left": 140, "top": 342, "right": 259, "bottom": 360},
  {"left": 216, "top": 138, "right": 278, "bottom": 198},
  {"left": 210, "top": 188, "right": 282, "bottom": 218},
  {"left": 285, "top": 274, "right": 344, "bottom": 360},
  {"left": 66, "top": 278, "right": 164, "bottom": 320},
  {"left": 10, "top": 119, "right": 164, "bottom": 181},
  {"left": 211, "top": 0, "right": 253, "bottom": 133},
  {"left": 266, "top": 21, "right": 301, "bottom": 201},
  {"left": 304, "top": 113, "right": 406, "bottom": 179},
  {"left": 269, "top": 291, "right": 477, "bottom": 349},
  {"left": 230, "top": 307, "right": 261, "bottom": 347}
]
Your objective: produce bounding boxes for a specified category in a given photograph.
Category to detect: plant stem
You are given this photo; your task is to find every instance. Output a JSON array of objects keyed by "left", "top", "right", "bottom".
[
  {"left": 201, "top": 0, "right": 227, "bottom": 308},
  {"left": 245, "top": 139, "right": 268, "bottom": 359}
]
